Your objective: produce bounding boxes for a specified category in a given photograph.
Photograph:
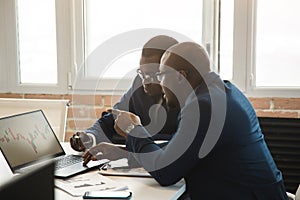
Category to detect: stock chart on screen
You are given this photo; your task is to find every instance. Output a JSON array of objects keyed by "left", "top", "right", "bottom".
[{"left": 0, "top": 110, "right": 63, "bottom": 168}]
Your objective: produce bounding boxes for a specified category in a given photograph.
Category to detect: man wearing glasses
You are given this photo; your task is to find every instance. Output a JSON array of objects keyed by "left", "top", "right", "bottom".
[
  {"left": 70, "top": 35, "right": 180, "bottom": 163},
  {"left": 112, "top": 42, "right": 288, "bottom": 199}
]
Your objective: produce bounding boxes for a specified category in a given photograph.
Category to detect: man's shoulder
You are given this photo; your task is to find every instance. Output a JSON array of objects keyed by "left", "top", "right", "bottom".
[{"left": 130, "top": 75, "right": 143, "bottom": 89}]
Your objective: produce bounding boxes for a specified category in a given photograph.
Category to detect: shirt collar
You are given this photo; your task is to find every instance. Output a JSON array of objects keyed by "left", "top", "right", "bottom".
[{"left": 185, "top": 72, "right": 220, "bottom": 105}]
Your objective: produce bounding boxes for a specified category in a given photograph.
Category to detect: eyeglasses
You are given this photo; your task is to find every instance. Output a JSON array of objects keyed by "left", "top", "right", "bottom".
[
  {"left": 138, "top": 69, "right": 189, "bottom": 82},
  {"left": 136, "top": 69, "right": 159, "bottom": 83},
  {"left": 155, "top": 70, "right": 189, "bottom": 82},
  {"left": 155, "top": 71, "right": 175, "bottom": 82}
]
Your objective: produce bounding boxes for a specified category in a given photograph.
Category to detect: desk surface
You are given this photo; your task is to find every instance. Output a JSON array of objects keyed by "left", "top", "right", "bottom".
[
  {"left": 55, "top": 171, "right": 185, "bottom": 200},
  {"left": 56, "top": 143, "right": 185, "bottom": 200}
]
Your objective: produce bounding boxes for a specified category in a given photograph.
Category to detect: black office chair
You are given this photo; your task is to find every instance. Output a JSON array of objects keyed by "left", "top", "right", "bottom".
[{"left": 0, "top": 161, "right": 54, "bottom": 200}]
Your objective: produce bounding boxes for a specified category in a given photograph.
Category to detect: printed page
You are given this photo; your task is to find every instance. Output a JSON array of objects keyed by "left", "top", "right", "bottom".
[{"left": 55, "top": 172, "right": 128, "bottom": 196}]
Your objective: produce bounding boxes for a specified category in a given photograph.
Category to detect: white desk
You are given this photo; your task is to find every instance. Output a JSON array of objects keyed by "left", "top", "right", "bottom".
[
  {"left": 56, "top": 143, "right": 185, "bottom": 200},
  {"left": 55, "top": 171, "right": 185, "bottom": 200}
]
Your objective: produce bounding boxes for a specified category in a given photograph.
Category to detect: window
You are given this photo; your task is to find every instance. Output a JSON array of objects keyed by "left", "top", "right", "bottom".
[
  {"left": 219, "top": 0, "right": 234, "bottom": 80},
  {"left": 1, "top": 0, "right": 299, "bottom": 97},
  {"left": 217, "top": 0, "right": 300, "bottom": 97},
  {"left": 74, "top": 0, "right": 204, "bottom": 91},
  {"left": 17, "top": 0, "right": 57, "bottom": 84},
  {"left": 0, "top": 0, "right": 69, "bottom": 94},
  {"left": 255, "top": 0, "right": 300, "bottom": 87}
]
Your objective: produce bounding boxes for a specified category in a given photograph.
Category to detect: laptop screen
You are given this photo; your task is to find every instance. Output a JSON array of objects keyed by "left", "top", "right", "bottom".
[{"left": 0, "top": 110, "right": 64, "bottom": 171}]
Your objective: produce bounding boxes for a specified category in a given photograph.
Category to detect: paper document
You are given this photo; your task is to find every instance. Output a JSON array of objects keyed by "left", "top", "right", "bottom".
[
  {"left": 55, "top": 172, "right": 128, "bottom": 196},
  {"left": 99, "top": 158, "right": 151, "bottom": 177}
]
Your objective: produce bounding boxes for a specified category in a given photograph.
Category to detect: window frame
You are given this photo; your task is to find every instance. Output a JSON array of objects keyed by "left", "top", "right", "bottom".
[
  {"left": 72, "top": 0, "right": 208, "bottom": 94},
  {"left": 231, "top": 0, "right": 300, "bottom": 97},
  {"left": 1, "top": 0, "right": 299, "bottom": 97},
  {"left": 71, "top": 0, "right": 133, "bottom": 94},
  {"left": 0, "top": 0, "right": 69, "bottom": 94}
]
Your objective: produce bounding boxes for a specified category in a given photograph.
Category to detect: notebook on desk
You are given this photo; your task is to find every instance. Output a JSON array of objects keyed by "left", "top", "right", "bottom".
[{"left": 0, "top": 110, "right": 108, "bottom": 178}]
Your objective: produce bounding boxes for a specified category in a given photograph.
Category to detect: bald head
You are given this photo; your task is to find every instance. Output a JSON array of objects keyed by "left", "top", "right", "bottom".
[
  {"left": 161, "top": 42, "right": 211, "bottom": 78},
  {"left": 142, "top": 35, "right": 178, "bottom": 58},
  {"left": 138, "top": 35, "right": 178, "bottom": 97}
]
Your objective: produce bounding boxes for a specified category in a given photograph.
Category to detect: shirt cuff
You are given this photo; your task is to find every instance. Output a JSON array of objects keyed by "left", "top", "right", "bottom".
[{"left": 86, "top": 133, "right": 96, "bottom": 147}]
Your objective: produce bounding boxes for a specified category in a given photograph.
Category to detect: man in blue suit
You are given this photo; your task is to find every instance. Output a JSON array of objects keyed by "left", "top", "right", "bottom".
[{"left": 113, "top": 42, "right": 288, "bottom": 199}]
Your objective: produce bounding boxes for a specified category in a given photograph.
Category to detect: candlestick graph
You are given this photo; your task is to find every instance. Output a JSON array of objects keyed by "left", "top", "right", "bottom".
[{"left": 0, "top": 124, "right": 51, "bottom": 154}]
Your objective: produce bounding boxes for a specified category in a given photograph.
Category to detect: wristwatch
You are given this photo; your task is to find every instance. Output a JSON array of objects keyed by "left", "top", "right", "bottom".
[{"left": 125, "top": 123, "right": 136, "bottom": 134}]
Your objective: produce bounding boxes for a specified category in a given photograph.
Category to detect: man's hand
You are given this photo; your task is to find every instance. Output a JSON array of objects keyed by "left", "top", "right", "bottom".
[
  {"left": 82, "top": 142, "right": 128, "bottom": 166},
  {"left": 101, "top": 108, "right": 113, "bottom": 117},
  {"left": 112, "top": 109, "right": 141, "bottom": 138},
  {"left": 69, "top": 132, "right": 93, "bottom": 152}
]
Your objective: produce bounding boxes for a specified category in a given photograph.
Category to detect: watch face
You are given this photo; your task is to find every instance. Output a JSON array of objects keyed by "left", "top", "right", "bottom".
[{"left": 125, "top": 123, "right": 135, "bottom": 134}]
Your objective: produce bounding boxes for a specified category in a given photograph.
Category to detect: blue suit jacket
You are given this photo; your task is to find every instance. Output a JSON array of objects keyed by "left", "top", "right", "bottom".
[{"left": 126, "top": 72, "right": 288, "bottom": 199}]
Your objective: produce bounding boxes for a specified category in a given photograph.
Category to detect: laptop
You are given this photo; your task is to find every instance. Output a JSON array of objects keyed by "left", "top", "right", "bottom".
[{"left": 0, "top": 110, "right": 109, "bottom": 178}]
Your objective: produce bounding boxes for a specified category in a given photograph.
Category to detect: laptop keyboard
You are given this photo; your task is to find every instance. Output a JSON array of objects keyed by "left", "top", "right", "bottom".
[{"left": 55, "top": 155, "right": 82, "bottom": 170}]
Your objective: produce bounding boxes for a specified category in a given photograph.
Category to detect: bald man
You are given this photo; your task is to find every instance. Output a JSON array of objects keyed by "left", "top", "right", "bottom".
[{"left": 113, "top": 42, "right": 288, "bottom": 199}]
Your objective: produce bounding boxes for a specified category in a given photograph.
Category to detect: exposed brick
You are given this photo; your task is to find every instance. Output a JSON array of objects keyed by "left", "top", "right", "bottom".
[
  {"left": 67, "top": 119, "right": 95, "bottom": 130},
  {"left": 71, "top": 94, "right": 103, "bottom": 106},
  {"left": 4, "top": 93, "right": 299, "bottom": 131},
  {"left": 63, "top": 94, "right": 72, "bottom": 102},
  {"left": 273, "top": 98, "right": 300, "bottom": 110},
  {"left": 0, "top": 93, "right": 23, "bottom": 98},
  {"left": 24, "top": 94, "right": 64, "bottom": 99},
  {"left": 67, "top": 108, "right": 73, "bottom": 118},
  {"left": 111, "top": 95, "right": 122, "bottom": 105},
  {"left": 248, "top": 97, "right": 271, "bottom": 110},
  {"left": 256, "top": 111, "right": 298, "bottom": 118},
  {"left": 90, "top": 107, "right": 109, "bottom": 119},
  {"left": 64, "top": 131, "right": 74, "bottom": 142},
  {"left": 104, "top": 95, "right": 113, "bottom": 107},
  {"left": 68, "top": 107, "right": 91, "bottom": 118},
  {"left": 104, "top": 95, "right": 122, "bottom": 107}
]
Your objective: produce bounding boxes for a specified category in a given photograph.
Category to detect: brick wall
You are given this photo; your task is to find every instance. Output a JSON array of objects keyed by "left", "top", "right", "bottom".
[
  {"left": 248, "top": 97, "right": 300, "bottom": 118},
  {"left": 0, "top": 93, "right": 121, "bottom": 141},
  {"left": 1, "top": 93, "right": 300, "bottom": 141}
]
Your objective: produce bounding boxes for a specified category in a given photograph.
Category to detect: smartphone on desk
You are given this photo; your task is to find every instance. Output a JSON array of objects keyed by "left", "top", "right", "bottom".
[{"left": 83, "top": 191, "right": 132, "bottom": 199}]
